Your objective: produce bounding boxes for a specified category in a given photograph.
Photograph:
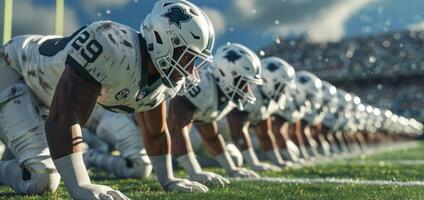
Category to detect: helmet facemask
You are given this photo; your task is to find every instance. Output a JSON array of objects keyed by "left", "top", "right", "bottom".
[
  {"left": 155, "top": 34, "right": 212, "bottom": 95},
  {"left": 222, "top": 73, "right": 257, "bottom": 110}
]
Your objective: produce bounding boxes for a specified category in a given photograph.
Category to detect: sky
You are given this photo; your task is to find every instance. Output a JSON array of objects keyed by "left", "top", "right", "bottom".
[{"left": 2, "top": 0, "right": 424, "bottom": 51}]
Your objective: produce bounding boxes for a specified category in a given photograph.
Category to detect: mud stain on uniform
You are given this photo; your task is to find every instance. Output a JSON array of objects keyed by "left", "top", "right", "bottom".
[{"left": 122, "top": 40, "right": 133, "bottom": 49}]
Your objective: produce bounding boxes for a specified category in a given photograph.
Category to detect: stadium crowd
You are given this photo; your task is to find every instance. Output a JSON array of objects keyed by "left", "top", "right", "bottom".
[{"left": 262, "top": 29, "right": 424, "bottom": 122}]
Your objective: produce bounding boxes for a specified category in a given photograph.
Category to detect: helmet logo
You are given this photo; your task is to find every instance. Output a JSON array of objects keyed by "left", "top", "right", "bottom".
[
  {"left": 224, "top": 50, "right": 242, "bottom": 64},
  {"left": 162, "top": 6, "right": 192, "bottom": 29},
  {"left": 267, "top": 63, "right": 279, "bottom": 72}
]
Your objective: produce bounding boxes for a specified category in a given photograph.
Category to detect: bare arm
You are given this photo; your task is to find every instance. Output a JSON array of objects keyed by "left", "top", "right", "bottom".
[
  {"left": 195, "top": 121, "right": 226, "bottom": 157},
  {"left": 135, "top": 101, "right": 210, "bottom": 192},
  {"left": 46, "top": 66, "right": 100, "bottom": 159},
  {"left": 134, "top": 101, "right": 170, "bottom": 156},
  {"left": 252, "top": 118, "right": 279, "bottom": 151},
  {"left": 226, "top": 109, "right": 252, "bottom": 151},
  {"left": 168, "top": 96, "right": 195, "bottom": 157}
]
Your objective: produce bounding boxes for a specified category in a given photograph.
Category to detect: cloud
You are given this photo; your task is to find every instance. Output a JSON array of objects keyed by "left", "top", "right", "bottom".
[
  {"left": 226, "top": 0, "right": 375, "bottom": 43},
  {"left": 202, "top": 7, "right": 226, "bottom": 36},
  {"left": 407, "top": 21, "right": 424, "bottom": 31},
  {"left": 82, "top": 0, "right": 132, "bottom": 12},
  {"left": 4, "top": 1, "right": 80, "bottom": 36}
]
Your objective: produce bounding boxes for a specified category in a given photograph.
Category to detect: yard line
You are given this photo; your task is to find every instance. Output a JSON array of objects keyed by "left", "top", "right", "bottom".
[
  {"left": 350, "top": 160, "right": 424, "bottom": 165},
  {"left": 233, "top": 177, "right": 424, "bottom": 187}
]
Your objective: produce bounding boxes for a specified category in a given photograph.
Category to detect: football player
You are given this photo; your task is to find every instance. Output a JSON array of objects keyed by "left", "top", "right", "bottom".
[
  {"left": 0, "top": 0, "right": 214, "bottom": 199},
  {"left": 168, "top": 43, "right": 263, "bottom": 186},
  {"left": 225, "top": 57, "right": 296, "bottom": 170}
]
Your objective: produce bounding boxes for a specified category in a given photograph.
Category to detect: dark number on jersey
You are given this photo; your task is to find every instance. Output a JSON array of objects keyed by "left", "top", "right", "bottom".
[
  {"left": 188, "top": 85, "right": 201, "bottom": 98},
  {"left": 71, "top": 31, "right": 103, "bottom": 63},
  {"left": 39, "top": 26, "right": 103, "bottom": 63}
]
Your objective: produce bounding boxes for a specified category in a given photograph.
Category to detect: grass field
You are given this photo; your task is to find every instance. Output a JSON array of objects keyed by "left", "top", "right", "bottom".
[{"left": 1, "top": 142, "right": 424, "bottom": 200}]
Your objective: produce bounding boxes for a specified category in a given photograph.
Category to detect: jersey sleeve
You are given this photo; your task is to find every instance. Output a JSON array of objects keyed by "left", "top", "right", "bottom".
[{"left": 64, "top": 21, "right": 130, "bottom": 86}]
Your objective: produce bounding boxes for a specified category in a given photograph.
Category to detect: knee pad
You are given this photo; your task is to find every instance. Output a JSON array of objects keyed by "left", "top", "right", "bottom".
[
  {"left": 0, "top": 158, "right": 60, "bottom": 195},
  {"left": 121, "top": 155, "right": 153, "bottom": 178},
  {"left": 21, "top": 158, "right": 60, "bottom": 194},
  {"left": 226, "top": 143, "right": 243, "bottom": 168},
  {"left": 0, "top": 141, "right": 5, "bottom": 160}
]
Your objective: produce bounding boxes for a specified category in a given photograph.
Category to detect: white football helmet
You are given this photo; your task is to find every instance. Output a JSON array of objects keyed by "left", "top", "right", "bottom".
[
  {"left": 321, "top": 81, "right": 338, "bottom": 114},
  {"left": 260, "top": 57, "right": 296, "bottom": 108},
  {"left": 209, "top": 43, "right": 263, "bottom": 110},
  {"left": 141, "top": 0, "right": 215, "bottom": 95},
  {"left": 294, "top": 71, "right": 324, "bottom": 124}
]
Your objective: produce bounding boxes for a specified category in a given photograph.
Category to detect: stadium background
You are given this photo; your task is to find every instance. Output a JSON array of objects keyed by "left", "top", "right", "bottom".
[{"left": 1, "top": 0, "right": 422, "bottom": 124}]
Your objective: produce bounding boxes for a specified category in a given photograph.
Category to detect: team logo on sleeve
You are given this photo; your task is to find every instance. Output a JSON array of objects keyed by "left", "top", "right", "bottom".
[
  {"left": 115, "top": 88, "right": 130, "bottom": 100},
  {"left": 162, "top": 6, "right": 192, "bottom": 29}
]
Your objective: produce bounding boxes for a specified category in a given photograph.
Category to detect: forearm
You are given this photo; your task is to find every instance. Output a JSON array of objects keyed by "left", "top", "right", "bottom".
[
  {"left": 142, "top": 128, "right": 171, "bottom": 156},
  {"left": 230, "top": 129, "right": 252, "bottom": 151},
  {"left": 202, "top": 134, "right": 226, "bottom": 157},
  {"left": 169, "top": 125, "right": 193, "bottom": 157},
  {"left": 254, "top": 126, "right": 278, "bottom": 151},
  {"left": 195, "top": 123, "right": 226, "bottom": 157}
]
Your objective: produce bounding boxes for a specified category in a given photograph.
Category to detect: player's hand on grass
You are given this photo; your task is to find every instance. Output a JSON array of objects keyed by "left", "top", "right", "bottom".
[
  {"left": 164, "top": 178, "right": 209, "bottom": 192},
  {"left": 249, "top": 162, "right": 281, "bottom": 172},
  {"left": 228, "top": 167, "right": 260, "bottom": 178},
  {"left": 70, "top": 184, "right": 130, "bottom": 200},
  {"left": 190, "top": 171, "right": 230, "bottom": 187}
]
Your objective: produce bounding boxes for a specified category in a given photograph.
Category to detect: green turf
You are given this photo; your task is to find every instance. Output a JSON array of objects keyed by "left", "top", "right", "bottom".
[{"left": 2, "top": 142, "right": 424, "bottom": 200}]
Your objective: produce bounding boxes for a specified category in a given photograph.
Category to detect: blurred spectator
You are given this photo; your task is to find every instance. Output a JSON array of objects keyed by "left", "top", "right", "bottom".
[{"left": 262, "top": 30, "right": 424, "bottom": 122}]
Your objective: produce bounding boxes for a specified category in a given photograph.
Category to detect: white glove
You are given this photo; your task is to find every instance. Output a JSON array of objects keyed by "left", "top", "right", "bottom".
[
  {"left": 242, "top": 148, "right": 281, "bottom": 172},
  {"left": 189, "top": 171, "right": 230, "bottom": 186},
  {"left": 215, "top": 151, "right": 260, "bottom": 179},
  {"left": 177, "top": 153, "right": 229, "bottom": 187},
  {"left": 265, "top": 149, "right": 286, "bottom": 168},
  {"left": 150, "top": 154, "right": 208, "bottom": 193},
  {"left": 54, "top": 152, "right": 130, "bottom": 200},
  {"left": 67, "top": 184, "right": 130, "bottom": 200},
  {"left": 248, "top": 162, "right": 281, "bottom": 172},
  {"left": 227, "top": 167, "right": 260, "bottom": 179},
  {"left": 164, "top": 178, "right": 209, "bottom": 192}
]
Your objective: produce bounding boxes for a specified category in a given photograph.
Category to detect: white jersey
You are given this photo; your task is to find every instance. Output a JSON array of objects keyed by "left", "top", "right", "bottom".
[
  {"left": 244, "top": 86, "right": 279, "bottom": 126},
  {"left": 184, "top": 71, "right": 235, "bottom": 123},
  {"left": 274, "top": 97, "right": 306, "bottom": 123},
  {"left": 4, "top": 21, "right": 178, "bottom": 113}
]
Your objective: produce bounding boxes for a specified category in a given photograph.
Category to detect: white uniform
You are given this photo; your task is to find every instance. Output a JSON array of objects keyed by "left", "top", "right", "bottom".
[
  {"left": 6, "top": 21, "right": 179, "bottom": 113},
  {"left": 185, "top": 71, "right": 235, "bottom": 123},
  {"left": 244, "top": 86, "right": 279, "bottom": 126},
  {"left": 0, "top": 21, "right": 175, "bottom": 194}
]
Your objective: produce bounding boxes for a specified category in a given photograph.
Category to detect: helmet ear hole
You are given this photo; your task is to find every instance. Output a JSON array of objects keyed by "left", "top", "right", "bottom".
[{"left": 173, "top": 38, "right": 181, "bottom": 46}]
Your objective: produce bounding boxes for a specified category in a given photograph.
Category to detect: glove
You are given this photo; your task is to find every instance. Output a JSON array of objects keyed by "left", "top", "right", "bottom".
[
  {"left": 215, "top": 151, "right": 260, "bottom": 179},
  {"left": 227, "top": 167, "right": 260, "bottom": 178},
  {"left": 164, "top": 178, "right": 209, "bottom": 192},
  {"left": 150, "top": 154, "right": 208, "bottom": 193},
  {"left": 54, "top": 152, "right": 130, "bottom": 200},
  {"left": 242, "top": 148, "right": 281, "bottom": 172},
  {"left": 67, "top": 184, "right": 130, "bottom": 200},
  {"left": 248, "top": 162, "right": 281, "bottom": 172},
  {"left": 177, "top": 153, "right": 229, "bottom": 186}
]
